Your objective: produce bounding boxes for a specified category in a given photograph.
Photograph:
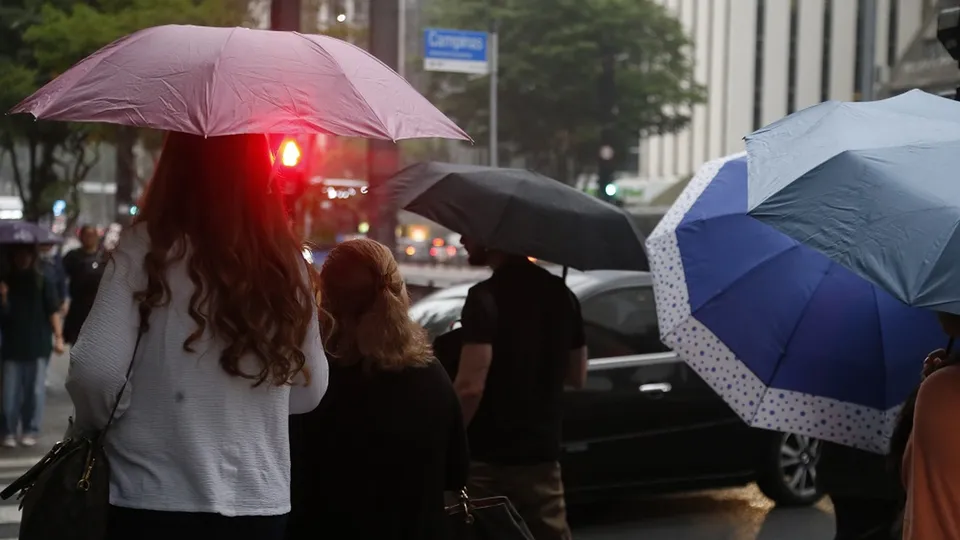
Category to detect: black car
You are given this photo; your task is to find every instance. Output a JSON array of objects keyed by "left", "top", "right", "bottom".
[{"left": 408, "top": 269, "right": 823, "bottom": 506}]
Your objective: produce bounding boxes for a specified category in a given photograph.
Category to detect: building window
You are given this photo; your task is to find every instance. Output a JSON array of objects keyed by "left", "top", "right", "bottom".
[
  {"left": 887, "top": 0, "right": 898, "bottom": 66},
  {"left": 787, "top": 0, "right": 799, "bottom": 114},
  {"left": 753, "top": 0, "right": 766, "bottom": 130},
  {"left": 821, "top": 0, "right": 833, "bottom": 102}
]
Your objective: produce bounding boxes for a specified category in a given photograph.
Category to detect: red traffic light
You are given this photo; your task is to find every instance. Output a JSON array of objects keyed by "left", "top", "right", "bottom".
[
  {"left": 268, "top": 135, "right": 309, "bottom": 170},
  {"left": 279, "top": 139, "right": 302, "bottom": 167}
]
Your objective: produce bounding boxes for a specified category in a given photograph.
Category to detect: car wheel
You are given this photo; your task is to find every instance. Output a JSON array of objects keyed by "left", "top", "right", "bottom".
[{"left": 756, "top": 432, "right": 824, "bottom": 506}]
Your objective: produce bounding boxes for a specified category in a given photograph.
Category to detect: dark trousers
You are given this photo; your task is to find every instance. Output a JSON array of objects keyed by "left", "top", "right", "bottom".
[
  {"left": 468, "top": 461, "right": 571, "bottom": 540},
  {"left": 832, "top": 497, "right": 900, "bottom": 540},
  {"left": 107, "top": 506, "right": 288, "bottom": 540}
]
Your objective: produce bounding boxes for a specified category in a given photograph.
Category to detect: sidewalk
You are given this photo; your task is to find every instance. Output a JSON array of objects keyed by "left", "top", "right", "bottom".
[{"left": 0, "top": 350, "right": 72, "bottom": 460}]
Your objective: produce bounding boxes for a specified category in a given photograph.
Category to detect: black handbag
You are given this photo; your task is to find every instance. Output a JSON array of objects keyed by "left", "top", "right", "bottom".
[
  {"left": 0, "top": 326, "right": 146, "bottom": 540},
  {"left": 446, "top": 488, "right": 536, "bottom": 540}
]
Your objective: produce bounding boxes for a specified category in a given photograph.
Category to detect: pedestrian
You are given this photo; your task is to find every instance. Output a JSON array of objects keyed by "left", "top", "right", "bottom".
[
  {"left": 66, "top": 132, "right": 328, "bottom": 540},
  {"left": 901, "top": 311, "right": 960, "bottom": 539},
  {"left": 0, "top": 244, "right": 64, "bottom": 448},
  {"left": 287, "top": 238, "right": 469, "bottom": 540},
  {"left": 37, "top": 243, "right": 67, "bottom": 314},
  {"left": 61, "top": 225, "right": 106, "bottom": 345},
  {"left": 817, "top": 441, "right": 901, "bottom": 539},
  {"left": 454, "top": 238, "right": 588, "bottom": 540}
]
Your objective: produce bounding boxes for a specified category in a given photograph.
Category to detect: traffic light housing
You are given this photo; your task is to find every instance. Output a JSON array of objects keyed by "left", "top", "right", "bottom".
[{"left": 268, "top": 134, "right": 314, "bottom": 210}]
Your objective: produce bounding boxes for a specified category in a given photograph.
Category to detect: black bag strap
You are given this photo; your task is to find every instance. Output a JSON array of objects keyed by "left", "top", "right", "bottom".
[{"left": 97, "top": 320, "right": 147, "bottom": 442}]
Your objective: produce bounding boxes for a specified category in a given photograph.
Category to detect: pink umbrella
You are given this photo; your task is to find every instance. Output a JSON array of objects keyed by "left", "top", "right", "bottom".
[{"left": 11, "top": 24, "right": 470, "bottom": 142}]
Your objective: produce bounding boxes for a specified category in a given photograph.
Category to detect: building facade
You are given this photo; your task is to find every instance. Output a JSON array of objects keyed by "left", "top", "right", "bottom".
[{"left": 638, "top": 0, "right": 936, "bottom": 182}]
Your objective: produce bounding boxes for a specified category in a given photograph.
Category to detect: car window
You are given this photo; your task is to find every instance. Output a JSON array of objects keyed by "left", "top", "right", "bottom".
[
  {"left": 579, "top": 286, "right": 669, "bottom": 358},
  {"left": 409, "top": 297, "right": 466, "bottom": 340}
]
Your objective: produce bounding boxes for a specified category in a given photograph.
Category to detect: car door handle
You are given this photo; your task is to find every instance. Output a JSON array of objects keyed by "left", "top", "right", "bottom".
[{"left": 639, "top": 383, "right": 672, "bottom": 395}]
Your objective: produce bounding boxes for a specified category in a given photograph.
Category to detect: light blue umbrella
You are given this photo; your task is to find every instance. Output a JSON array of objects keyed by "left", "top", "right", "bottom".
[
  {"left": 648, "top": 154, "right": 943, "bottom": 453},
  {"left": 746, "top": 90, "right": 960, "bottom": 314}
]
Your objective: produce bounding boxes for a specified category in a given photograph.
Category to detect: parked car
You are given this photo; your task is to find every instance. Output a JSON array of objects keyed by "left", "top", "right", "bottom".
[{"left": 409, "top": 269, "right": 823, "bottom": 506}]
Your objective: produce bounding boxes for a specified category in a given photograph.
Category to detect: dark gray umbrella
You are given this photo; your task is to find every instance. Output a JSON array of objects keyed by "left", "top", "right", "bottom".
[
  {"left": 0, "top": 221, "right": 62, "bottom": 245},
  {"left": 386, "top": 162, "right": 648, "bottom": 271}
]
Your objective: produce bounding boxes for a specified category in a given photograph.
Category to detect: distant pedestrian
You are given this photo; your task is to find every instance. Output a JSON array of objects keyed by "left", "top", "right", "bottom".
[
  {"left": 454, "top": 237, "right": 587, "bottom": 540},
  {"left": 288, "top": 238, "right": 468, "bottom": 540},
  {"left": 38, "top": 243, "right": 67, "bottom": 313},
  {"left": 66, "top": 132, "right": 327, "bottom": 540},
  {"left": 0, "top": 244, "right": 64, "bottom": 448},
  {"left": 61, "top": 225, "right": 106, "bottom": 345}
]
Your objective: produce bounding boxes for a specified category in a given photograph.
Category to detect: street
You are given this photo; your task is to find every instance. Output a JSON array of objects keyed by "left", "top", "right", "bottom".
[{"left": 571, "top": 486, "right": 835, "bottom": 539}]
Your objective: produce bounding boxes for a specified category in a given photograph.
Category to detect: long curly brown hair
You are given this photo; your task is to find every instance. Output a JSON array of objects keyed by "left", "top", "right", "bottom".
[
  {"left": 133, "top": 132, "right": 315, "bottom": 387},
  {"left": 318, "top": 238, "right": 432, "bottom": 371}
]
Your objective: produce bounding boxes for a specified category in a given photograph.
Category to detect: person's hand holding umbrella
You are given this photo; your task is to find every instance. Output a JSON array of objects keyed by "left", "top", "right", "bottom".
[{"left": 922, "top": 350, "right": 948, "bottom": 380}]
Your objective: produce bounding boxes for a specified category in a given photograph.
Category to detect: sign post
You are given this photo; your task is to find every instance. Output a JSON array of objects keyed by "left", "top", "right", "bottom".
[
  {"left": 423, "top": 27, "right": 498, "bottom": 166},
  {"left": 489, "top": 23, "right": 499, "bottom": 167}
]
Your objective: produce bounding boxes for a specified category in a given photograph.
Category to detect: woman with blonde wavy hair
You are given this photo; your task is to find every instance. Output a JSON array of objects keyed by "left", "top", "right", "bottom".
[
  {"left": 66, "top": 132, "right": 328, "bottom": 540},
  {"left": 288, "top": 238, "right": 468, "bottom": 540}
]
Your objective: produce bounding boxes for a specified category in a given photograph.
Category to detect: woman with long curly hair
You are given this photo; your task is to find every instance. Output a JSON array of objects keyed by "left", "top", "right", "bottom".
[
  {"left": 287, "top": 238, "right": 468, "bottom": 540},
  {"left": 66, "top": 132, "right": 328, "bottom": 540}
]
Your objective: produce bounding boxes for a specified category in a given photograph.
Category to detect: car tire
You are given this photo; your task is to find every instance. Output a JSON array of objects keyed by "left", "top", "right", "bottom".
[{"left": 756, "top": 432, "right": 824, "bottom": 507}]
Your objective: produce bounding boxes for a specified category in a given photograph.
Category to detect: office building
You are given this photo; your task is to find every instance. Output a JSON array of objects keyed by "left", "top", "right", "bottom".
[{"left": 638, "top": 0, "right": 938, "bottom": 182}]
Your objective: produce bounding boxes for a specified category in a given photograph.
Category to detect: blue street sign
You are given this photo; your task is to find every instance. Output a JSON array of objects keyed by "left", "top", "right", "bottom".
[{"left": 423, "top": 28, "right": 489, "bottom": 75}]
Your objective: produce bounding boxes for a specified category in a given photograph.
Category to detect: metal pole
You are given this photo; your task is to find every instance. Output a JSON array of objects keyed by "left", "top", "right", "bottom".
[
  {"left": 597, "top": 42, "right": 616, "bottom": 202},
  {"left": 857, "top": 0, "right": 877, "bottom": 101},
  {"left": 398, "top": 0, "right": 407, "bottom": 79},
  {"left": 270, "top": 0, "right": 301, "bottom": 31},
  {"left": 366, "top": 0, "right": 400, "bottom": 251},
  {"left": 489, "top": 24, "right": 499, "bottom": 167}
]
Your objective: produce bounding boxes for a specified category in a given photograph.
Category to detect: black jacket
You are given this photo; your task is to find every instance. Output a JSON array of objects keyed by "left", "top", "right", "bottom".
[{"left": 288, "top": 360, "right": 468, "bottom": 540}]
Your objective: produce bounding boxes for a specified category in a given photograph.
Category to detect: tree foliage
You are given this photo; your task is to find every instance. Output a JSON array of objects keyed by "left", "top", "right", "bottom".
[
  {"left": 0, "top": 0, "right": 248, "bottom": 222},
  {"left": 427, "top": 0, "right": 704, "bottom": 183}
]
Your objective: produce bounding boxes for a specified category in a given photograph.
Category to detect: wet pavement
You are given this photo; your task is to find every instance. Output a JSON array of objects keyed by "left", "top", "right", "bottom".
[{"left": 571, "top": 485, "right": 835, "bottom": 539}]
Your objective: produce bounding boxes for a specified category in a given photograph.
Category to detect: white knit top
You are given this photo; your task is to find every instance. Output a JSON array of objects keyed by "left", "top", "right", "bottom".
[{"left": 66, "top": 225, "right": 328, "bottom": 516}]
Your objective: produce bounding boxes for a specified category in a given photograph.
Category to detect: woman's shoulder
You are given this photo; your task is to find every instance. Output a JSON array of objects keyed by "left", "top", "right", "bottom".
[
  {"left": 917, "top": 365, "right": 960, "bottom": 410},
  {"left": 104, "top": 224, "right": 150, "bottom": 266}
]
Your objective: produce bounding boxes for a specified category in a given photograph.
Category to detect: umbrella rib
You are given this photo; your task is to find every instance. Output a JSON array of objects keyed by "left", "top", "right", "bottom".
[
  {"left": 763, "top": 263, "right": 834, "bottom": 389},
  {"left": 871, "top": 285, "right": 889, "bottom": 412},
  {"left": 203, "top": 27, "right": 242, "bottom": 137},
  {"left": 291, "top": 33, "right": 395, "bottom": 141},
  {"left": 689, "top": 226, "right": 803, "bottom": 311},
  {"left": 907, "top": 216, "right": 960, "bottom": 309}
]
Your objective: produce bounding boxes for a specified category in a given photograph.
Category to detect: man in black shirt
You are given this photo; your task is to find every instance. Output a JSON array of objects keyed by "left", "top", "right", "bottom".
[
  {"left": 454, "top": 238, "right": 587, "bottom": 540},
  {"left": 62, "top": 225, "right": 106, "bottom": 344}
]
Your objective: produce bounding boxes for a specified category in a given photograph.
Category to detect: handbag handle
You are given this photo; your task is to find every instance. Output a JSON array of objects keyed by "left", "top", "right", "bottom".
[{"left": 458, "top": 487, "right": 475, "bottom": 524}]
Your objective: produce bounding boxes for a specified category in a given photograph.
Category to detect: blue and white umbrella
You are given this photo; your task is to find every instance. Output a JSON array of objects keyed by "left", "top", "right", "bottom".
[{"left": 646, "top": 153, "right": 944, "bottom": 452}]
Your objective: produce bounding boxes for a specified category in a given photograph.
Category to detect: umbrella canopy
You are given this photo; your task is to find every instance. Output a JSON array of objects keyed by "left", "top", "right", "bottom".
[
  {"left": 11, "top": 24, "right": 469, "bottom": 142},
  {"left": 746, "top": 90, "right": 960, "bottom": 314},
  {"left": 0, "top": 222, "right": 62, "bottom": 245},
  {"left": 647, "top": 154, "right": 944, "bottom": 453},
  {"left": 387, "top": 162, "right": 648, "bottom": 271}
]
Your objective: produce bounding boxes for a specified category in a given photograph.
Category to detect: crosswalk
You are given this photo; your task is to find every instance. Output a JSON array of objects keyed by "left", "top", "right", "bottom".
[{"left": 0, "top": 455, "right": 42, "bottom": 540}]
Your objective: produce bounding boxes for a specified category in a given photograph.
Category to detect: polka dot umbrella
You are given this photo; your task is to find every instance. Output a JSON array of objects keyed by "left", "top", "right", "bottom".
[{"left": 645, "top": 153, "right": 944, "bottom": 453}]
